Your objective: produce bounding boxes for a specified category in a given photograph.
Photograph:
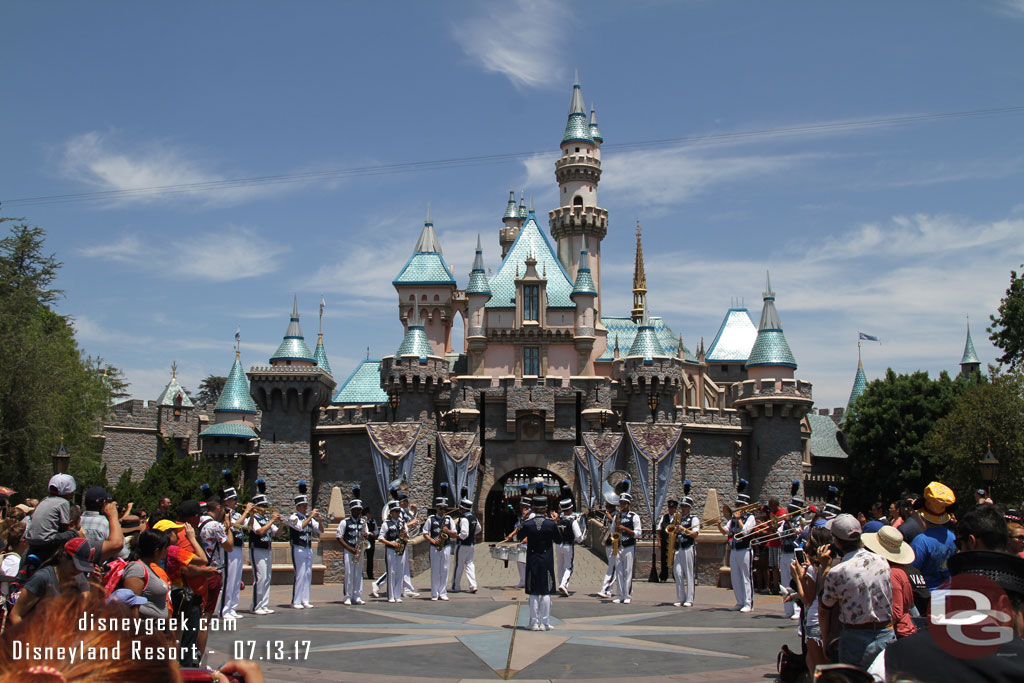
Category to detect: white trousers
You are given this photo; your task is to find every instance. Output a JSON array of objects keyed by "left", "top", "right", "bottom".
[
  {"left": 601, "top": 544, "right": 618, "bottom": 594},
  {"left": 614, "top": 546, "right": 635, "bottom": 600},
  {"left": 673, "top": 545, "right": 696, "bottom": 604},
  {"left": 555, "top": 544, "right": 574, "bottom": 589},
  {"left": 385, "top": 548, "right": 406, "bottom": 600},
  {"left": 375, "top": 560, "right": 416, "bottom": 594},
  {"left": 780, "top": 551, "right": 800, "bottom": 617},
  {"left": 250, "top": 547, "right": 272, "bottom": 612},
  {"left": 291, "top": 544, "right": 312, "bottom": 606},
  {"left": 222, "top": 546, "right": 243, "bottom": 615},
  {"left": 529, "top": 594, "right": 552, "bottom": 627},
  {"left": 452, "top": 544, "right": 476, "bottom": 591},
  {"left": 730, "top": 547, "right": 753, "bottom": 609},
  {"left": 343, "top": 551, "right": 364, "bottom": 601},
  {"left": 430, "top": 545, "right": 451, "bottom": 598}
]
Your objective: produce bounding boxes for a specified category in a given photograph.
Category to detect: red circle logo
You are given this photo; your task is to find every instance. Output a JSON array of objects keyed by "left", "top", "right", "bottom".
[{"left": 927, "top": 573, "right": 1015, "bottom": 659}]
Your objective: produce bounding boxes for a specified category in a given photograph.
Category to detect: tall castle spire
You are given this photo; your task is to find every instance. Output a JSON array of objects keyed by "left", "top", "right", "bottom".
[
  {"left": 960, "top": 316, "right": 981, "bottom": 377},
  {"left": 631, "top": 222, "right": 647, "bottom": 323},
  {"left": 745, "top": 271, "right": 797, "bottom": 378},
  {"left": 270, "top": 295, "right": 316, "bottom": 366}
]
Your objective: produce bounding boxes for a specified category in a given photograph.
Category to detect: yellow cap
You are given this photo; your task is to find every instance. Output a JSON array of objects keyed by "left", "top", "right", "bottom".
[
  {"left": 153, "top": 519, "right": 184, "bottom": 532},
  {"left": 924, "top": 481, "right": 956, "bottom": 507}
]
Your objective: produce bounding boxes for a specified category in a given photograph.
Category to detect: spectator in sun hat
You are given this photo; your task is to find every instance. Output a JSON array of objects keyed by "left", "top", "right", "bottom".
[
  {"left": 911, "top": 481, "right": 957, "bottom": 590},
  {"left": 868, "top": 550, "right": 1024, "bottom": 682},
  {"left": 862, "top": 524, "right": 917, "bottom": 639}
]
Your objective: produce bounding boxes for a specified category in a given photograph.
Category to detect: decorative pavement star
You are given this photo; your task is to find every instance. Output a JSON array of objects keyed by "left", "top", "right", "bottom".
[{"left": 251, "top": 601, "right": 785, "bottom": 680}]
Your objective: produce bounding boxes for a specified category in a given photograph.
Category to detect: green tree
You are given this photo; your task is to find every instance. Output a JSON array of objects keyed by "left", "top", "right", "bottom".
[
  {"left": 0, "top": 219, "right": 117, "bottom": 500},
  {"left": 989, "top": 265, "right": 1024, "bottom": 371},
  {"left": 842, "top": 369, "right": 967, "bottom": 513},
  {"left": 925, "top": 371, "right": 1024, "bottom": 508},
  {"left": 195, "top": 375, "right": 227, "bottom": 406},
  {"left": 134, "top": 438, "right": 221, "bottom": 513}
]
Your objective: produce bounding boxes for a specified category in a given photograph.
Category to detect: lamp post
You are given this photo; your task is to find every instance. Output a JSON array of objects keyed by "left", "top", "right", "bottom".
[
  {"left": 388, "top": 392, "right": 400, "bottom": 423},
  {"left": 647, "top": 391, "right": 661, "bottom": 582},
  {"left": 51, "top": 439, "right": 70, "bottom": 475},
  {"left": 978, "top": 443, "right": 999, "bottom": 501},
  {"left": 451, "top": 410, "right": 461, "bottom": 433}
]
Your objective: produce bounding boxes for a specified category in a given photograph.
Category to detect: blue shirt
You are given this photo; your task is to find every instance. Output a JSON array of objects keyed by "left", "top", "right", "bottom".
[{"left": 910, "top": 527, "right": 956, "bottom": 590}]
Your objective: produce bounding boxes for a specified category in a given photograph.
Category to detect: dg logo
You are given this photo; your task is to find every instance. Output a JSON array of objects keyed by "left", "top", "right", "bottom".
[{"left": 928, "top": 572, "right": 1015, "bottom": 659}]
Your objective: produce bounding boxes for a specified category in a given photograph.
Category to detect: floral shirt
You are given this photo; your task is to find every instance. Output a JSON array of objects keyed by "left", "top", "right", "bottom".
[{"left": 821, "top": 547, "right": 893, "bottom": 625}]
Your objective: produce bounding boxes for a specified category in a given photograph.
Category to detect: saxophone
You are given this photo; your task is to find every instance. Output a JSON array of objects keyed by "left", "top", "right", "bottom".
[
  {"left": 610, "top": 512, "right": 621, "bottom": 557},
  {"left": 354, "top": 520, "right": 369, "bottom": 563},
  {"left": 666, "top": 510, "right": 683, "bottom": 559},
  {"left": 395, "top": 523, "right": 408, "bottom": 556}
]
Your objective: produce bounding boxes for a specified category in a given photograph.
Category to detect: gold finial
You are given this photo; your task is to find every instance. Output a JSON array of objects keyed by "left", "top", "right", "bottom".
[{"left": 171, "top": 360, "right": 177, "bottom": 378}]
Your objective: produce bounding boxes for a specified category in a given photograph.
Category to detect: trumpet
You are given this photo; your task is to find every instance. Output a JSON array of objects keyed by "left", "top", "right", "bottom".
[{"left": 252, "top": 505, "right": 276, "bottom": 516}]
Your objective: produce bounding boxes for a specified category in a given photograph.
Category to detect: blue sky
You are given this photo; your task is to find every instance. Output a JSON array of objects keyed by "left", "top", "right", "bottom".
[{"left": 3, "top": 1, "right": 1024, "bottom": 410}]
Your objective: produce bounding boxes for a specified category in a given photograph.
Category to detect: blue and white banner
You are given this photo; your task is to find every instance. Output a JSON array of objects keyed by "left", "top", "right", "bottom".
[
  {"left": 573, "top": 446, "right": 592, "bottom": 509},
  {"left": 858, "top": 332, "right": 881, "bottom": 343},
  {"left": 582, "top": 432, "right": 623, "bottom": 509},
  {"left": 626, "top": 423, "right": 683, "bottom": 522},
  {"left": 366, "top": 422, "right": 420, "bottom": 504},
  {"left": 437, "top": 432, "right": 479, "bottom": 500}
]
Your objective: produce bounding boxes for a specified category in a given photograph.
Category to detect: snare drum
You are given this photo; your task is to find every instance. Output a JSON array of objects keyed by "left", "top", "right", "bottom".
[
  {"left": 516, "top": 545, "right": 527, "bottom": 563},
  {"left": 489, "top": 544, "right": 510, "bottom": 561}
]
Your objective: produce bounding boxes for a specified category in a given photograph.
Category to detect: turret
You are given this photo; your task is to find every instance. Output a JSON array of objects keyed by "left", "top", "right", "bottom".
[
  {"left": 745, "top": 272, "right": 797, "bottom": 381},
  {"left": 499, "top": 190, "right": 525, "bottom": 258},
  {"left": 200, "top": 335, "right": 259, "bottom": 450},
  {"left": 571, "top": 249, "right": 598, "bottom": 373},
  {"left": 313, "top": 296, "right": 332, "bottom": 375},
  {"left": 618, "top": 303, "right": 682, "bottom": 423},
  {"left": 270, "top": 295, "right": 316, "bottom": 367},
  {"left": 465, "top": 235, "right": 491, "bottom": 375},
  {"left": 631, "top": 223, "right": 647, "bottom": 323},
  {"left": 393, "top": 206, "right": 458, "bottom": 357},
  {"left": 960, "top": 319, "right": 981, "bottom": 378},
  {"left": 549, "top": 74, "right": 607, "bottom": 315},
  {"left": 155, "top": 361, "right": 195, "bottom": 446}
]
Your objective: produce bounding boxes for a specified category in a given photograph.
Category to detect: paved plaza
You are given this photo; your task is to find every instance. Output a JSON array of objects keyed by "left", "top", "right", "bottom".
[{"left": 207, "top": 548, "right": 797, "bottom": 682}]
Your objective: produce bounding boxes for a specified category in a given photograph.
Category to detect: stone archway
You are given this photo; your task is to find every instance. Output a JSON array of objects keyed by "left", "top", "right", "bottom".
[{"left": 483, "top": 467, "right": 568, "bottom": 542}]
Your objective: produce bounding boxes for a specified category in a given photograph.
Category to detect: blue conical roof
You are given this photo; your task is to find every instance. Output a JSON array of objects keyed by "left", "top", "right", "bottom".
[
  {"left": 396, "top": 325, "right": 433, "bottom": 361},
  {"left": 314, "top": 334, "right": 332, "bottom": 374},
  {"left": 746, "top": 272, "right": 797, "bottom": 369},
  {"left": 486, "top": 212, "right": 574, "bottom": 310},
  {"left": 215, "top": 354, "right": 257, "bottom": 414},
  {"left": 466, "top": 235, "right": 492, "bottom": 297},
  {"left": 847, "top": 361, "right": 867, "bottom": 411},
  {"left": 627, "top": 308, "right": 668, "bottom": 363},
  {"left": 393, "top": 217, "right": 457, "bottom": 286},
  {"left": 271, "top": 295, "right": 316, "bottom": 363},
  {"left": 571, "top": 250, "right": 598, "bottom": 297},
  {"left": 562, "top": 78, "right": 594, "bottom": 144},
  {"left": 502, "top": 190, "right": 519, "bottom": 220},
  {"left": 589, "top": 104, "right": 602, "bottom": 142},
  {"left": 961, "top": 324, "right": 980, "bottom": 365}
]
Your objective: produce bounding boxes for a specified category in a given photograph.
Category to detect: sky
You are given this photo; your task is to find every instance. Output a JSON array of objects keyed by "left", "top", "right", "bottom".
[{"left": 3, "top": 1, "right": 1024, "bottom": 410}]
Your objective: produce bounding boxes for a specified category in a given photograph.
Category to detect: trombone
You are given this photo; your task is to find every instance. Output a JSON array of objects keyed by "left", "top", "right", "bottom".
[
  {"left": 734, "top": 505, "right": 812, "bottom": 542},
  {"left": 699, "top": 501, "right": 761, "bottom": 529}
]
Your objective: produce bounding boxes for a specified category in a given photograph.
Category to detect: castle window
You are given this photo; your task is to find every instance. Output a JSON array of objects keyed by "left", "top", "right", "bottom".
[
  {"left": 721, "top": 365, "right": 729, "bottom": 373},
  {"left": 575, "top": 147, "right": 580, "bottom": 153},
  {"left": 523, "top": 285, "right": 539, "bottom": 321},
  {"left": 524, "top": 347, "right": 540, "bottom": 376},
  {"left": 573, "top": 196, "right": 583, "bottom": 206}
]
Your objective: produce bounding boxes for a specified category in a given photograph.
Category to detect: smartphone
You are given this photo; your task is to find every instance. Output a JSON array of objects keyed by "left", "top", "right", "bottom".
[{"left": 794, "top": 547, "right": 806, "bottom": 564}]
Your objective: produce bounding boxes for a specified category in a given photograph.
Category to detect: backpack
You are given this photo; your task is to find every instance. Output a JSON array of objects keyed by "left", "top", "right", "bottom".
[{"left": 102, "top": 558, "right": 149, "bottom": 598}]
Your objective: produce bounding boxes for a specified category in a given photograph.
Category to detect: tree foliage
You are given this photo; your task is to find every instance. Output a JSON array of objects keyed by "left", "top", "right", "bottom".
[
  {"left": 925, "top": 371, "right": 1024, "bottom": 508},
  {"left": 195, "top": 375, "right": 227, "bottom": 406},
  {"left": 0, "top": 219, "right": 119, "bottom": 500},
  {"left": 989, "top": 265, "right": 1024, "bottom": 371},
  {"left": 118, "top": 438, "right": 222, "bottom": 512},
  {"left": 842, "top": 368, "right": 968, "bottom": 513}
]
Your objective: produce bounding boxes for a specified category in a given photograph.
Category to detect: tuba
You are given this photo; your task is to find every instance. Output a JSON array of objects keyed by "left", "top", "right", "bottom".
[
  {"left": 601, "top": 471, "right": 630, "bottom": 548},
  {"left": 382, "top": 472, "right": 411, "bottom": 521}
]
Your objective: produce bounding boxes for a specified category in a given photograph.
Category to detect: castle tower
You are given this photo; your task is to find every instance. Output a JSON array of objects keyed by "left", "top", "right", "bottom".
[
  {"left": 631, "top": 224, "right": 647, "bottom": 323},
  {"left": 465, "top": 235, "right": 492, "bottom": 375},
  {"left": 960, "top": 319, "right": 981, "bottom": 377},
  {"left": 393, "top": 207, "right": 458, "bottom": 357},
  {"left": 200, "top": 336, "right": 259, "bottom": 463},
  {"left": 745, "top": 272, "right": 797, "bottom": 382},
  {"left": 847, "top": 343, "right": 868, "bottom": 415},
  {"left": 549, "top": 75, "right": 608, "bottom": 317},
  {"left": 155, "top": 361, "right": 196, "bottom": 452},
  {"left": 619, "top": 304, "right": 681, "bottom": 424},
  {"left": 248, "top": 297, "right": 336, "bottom": 511},
  {"left": 499, "top": 190, "right": 526, "bottom": 258},
  {"left": 570, "top": 249, "right": 598, "bottom": 374}
]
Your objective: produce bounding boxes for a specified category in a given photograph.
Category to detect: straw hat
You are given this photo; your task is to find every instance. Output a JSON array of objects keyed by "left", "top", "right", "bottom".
[
  {"left": 922, "top": 481, "right": 956, "bottom": 524},
  {"left": 863, "top": 525, "right": 915, "bottom": 565}
]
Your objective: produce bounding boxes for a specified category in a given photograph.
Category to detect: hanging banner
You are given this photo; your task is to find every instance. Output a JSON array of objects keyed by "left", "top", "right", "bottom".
[
  {"left": 437, "top": 432, "right": 479, "bottom": 500},
  {"left": 626, "top": 423, "right": 683, "bottom": 522},
  {"left": 466, "top": 446, "right": 482, "bottom": 500},
  {"left": 582, "top": 431, "right": 623, "bottom": 509},
  {"left": 366, "top": 422, "right": 421, "bottom": 503},
  {"left": 574, "top": 446, "right": 593, "bottom": 509}
]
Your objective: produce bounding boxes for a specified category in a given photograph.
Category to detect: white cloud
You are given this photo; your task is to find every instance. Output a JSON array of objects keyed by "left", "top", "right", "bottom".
[
  {"left": 76, "top": 226, "right": 288, "bottom": 282},
  {"left": 995, "top": 0, "right": 1024, "bottom": 19},
  {"left": 451, "top": 0, "right": 568, "bottom": 89},
  {"left": 59, "top": 131, "right": 276, "bottom": 207}
]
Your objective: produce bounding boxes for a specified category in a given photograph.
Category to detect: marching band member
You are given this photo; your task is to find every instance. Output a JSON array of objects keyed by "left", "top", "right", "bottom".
[
  {"left": 503, "top": 494, "right": 534, "bottom": 589},
  {"left": 555, "top": 494, "right": 584, "bottom": 596},
  {"left": 452, "top": 496, "right": 479, "bottom": 593},
  {"left": 288, "top": 481, "right": 321, "bottom": 609},
  {"left": 518, "top": 496, "right": 562, "bottom": 631},
  {"left": 336, "top": 487, "right": 369, "bottom": 605},
  {"left": 780, "top": 481, "right": 804, "bottom": 620},
  {"left": 424, "top": 489, "right": 457, "bottom": 601},
  {"left": 378, "top": 501, "right": 407, "bottom": 603},
  {"left": 598, "top": 499, "right": 619, "bottom": 598},
  {"left": 249, "top": 480, "right": 280, "bottom": 615},
  {"left": 672, "top": 492, "right": 700, "bottom": 607},
  {"left": 220, "top": 470, "right": 252, "bottom": 620},
  {"left": 612, "top": 493, "right": 641, "bottom": 604},
  {"left": 372, "top": 491, "right": 419, "bottom": 598},
  {"left": 719, "top": 479, "right": 755, "bottom": 612}
]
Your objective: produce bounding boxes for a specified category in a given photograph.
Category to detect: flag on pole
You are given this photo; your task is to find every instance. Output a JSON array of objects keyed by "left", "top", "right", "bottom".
[
  {"left": 319, "top": 295, "right": 326, "bottom": 318},
  {"left": 234, "top": 326, "right": 241, "bottom": 343},
  {"left": 859, "top": 332, "right": 880, "bottom": 343}
]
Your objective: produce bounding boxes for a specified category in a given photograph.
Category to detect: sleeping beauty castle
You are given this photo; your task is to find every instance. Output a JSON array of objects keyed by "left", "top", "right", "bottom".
[{"left": 101, "top": 79, "right": 827, "bottom": 539}]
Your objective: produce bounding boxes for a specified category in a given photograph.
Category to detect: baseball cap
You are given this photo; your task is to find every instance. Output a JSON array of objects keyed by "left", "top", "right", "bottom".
[
  {"left": 84, "top": 486, "right": 109, "bottom": 506},
  {"left": 48, "top": 474, "right": 76, "bottom": 496},
  {"left": 152, "top": 519, "right": 184, "bottom": 532},
  {"left": 826, "top": 513, "right": 862, "bottom": 541},
  {"left": 862, "top": 520, "right": 885, "bottom": 534},
  {"left": 64, "top": 537, "right": 100, "bottom": 573},
  {"left": 108, "top": 588, "right": 148, "bottom": 607},
  {"left": 922, "top": 481, "right": 956, "bottom": 524}
]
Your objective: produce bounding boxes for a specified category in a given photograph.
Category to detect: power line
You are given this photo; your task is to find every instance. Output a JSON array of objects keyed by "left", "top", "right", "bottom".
[{"left": 4, "top": 104, "right": 1023, "bottom": 208}]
